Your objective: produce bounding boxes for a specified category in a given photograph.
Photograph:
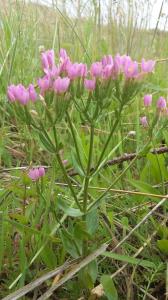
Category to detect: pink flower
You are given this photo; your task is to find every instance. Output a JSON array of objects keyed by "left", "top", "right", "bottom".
[
  {"left": 7, "top": 84, "right": 37, "bottom": 105},
  {"left": 28, "top": 84, "right": 37, "bottom": 102},
  {"left": 101, "top": 55, "right": 113, "bottom": 67},
  {"left": 120, "top": 55, "right": 132, "bottom": 71},
  {"left": 140, "top": 116, "right": 148, "bottom": 127},
  {"left": 28, "top": 167, "right": 45, "bottom": 181},
  {"left": 67, "top": 63, "right": 87, "bottom": 79},
  {"left": 53, "top": 77, "right": 70, "bottom": 94},
  {"left": 111, "top": 54, "right": 122, "bottom": 79},
  {"left": 144, "top": 94, "right": 152, "bottom": 107},
  {"left": 44, "top": 65, "right": 60, "bottom": 79},
  {"left": 124, "top": 60, "right": 139, "bottom": 79},
  {"left": 38, "top": 167, "right": 45, "bottom": 177},
  {"left": 102, "top": 65, "right": 113, "bottom": 80},
  {"left": 60, "top": 57, "right": 72, "bottom": 73},
  {"left": 60, "top": 48, "right": 68, "bottom": 61},
  {"left": 90, "top": 62, "right": 102, "bottom": 77},
  {"left": 59, "top": 49, "right": 72, "bottom": 73},
  {"left": 38, "top": 76, "right": 50, "bottom": 95},
  {"left": 7, "top": 85, "right": 17, "bottom": 102},
  {"left": 157, "top": 97, "right": 167, "bottom": 110},
  {"left": 67, "top": 63, "right": 80, "bottom": 80},
  {"left": 78, "top": 63, "right": 87, "bottom": 77},
  {"left": 14, "top": 84, "right": 29, "bottom": 105},
  {"left": 63, "top": 159, "right": 68, "bottom": 165},
  {"left": 84, "top": 78, "right": 96, "bottom": 91},
  {"left": 41, "top": 49, "right": 55, "bottom": 70},
  {"left": 141, "top": 59, "right": 155, "bottom": 73}
]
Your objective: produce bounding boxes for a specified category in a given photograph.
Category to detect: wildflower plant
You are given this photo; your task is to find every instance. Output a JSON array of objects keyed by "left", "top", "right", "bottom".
[{"left": 7, "top": 48, "right": 166, "bottom": 290}]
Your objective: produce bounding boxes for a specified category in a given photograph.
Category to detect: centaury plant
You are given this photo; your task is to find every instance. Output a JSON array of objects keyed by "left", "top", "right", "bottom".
[{"left": 6, "top": 48, "right": 168, "bottom": 296}]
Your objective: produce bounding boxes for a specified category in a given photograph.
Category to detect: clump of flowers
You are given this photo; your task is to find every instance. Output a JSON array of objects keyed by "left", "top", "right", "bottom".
[
  {"left": 140, "top": 93, "right": 168, "bottom": 130},
  {"left": 7, "top": 49, "right": 155, "bottom": 107},
  {"left": 7, "top": 84, "right": 37, "bottom": 104},
  {"left": 28, "top": 167, "right": 45, "bottom": 181},
  {"left": 6, "top": 49, "right": 161, "bottom": 281}
]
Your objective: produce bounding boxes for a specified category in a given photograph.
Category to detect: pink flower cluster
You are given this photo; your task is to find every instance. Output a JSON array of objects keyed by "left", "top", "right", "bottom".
[
  {"left": 143, "top": 94, "right": 167, "bottom": 110},
  {"left": 7, "top": 49, "right": 156, "bottom": 104},
  {"left": 141, "top": 94, "right": 168, "bottom": 127},
  {"left": 28, "top": 167, "right": 45, "bottom": 181},
  {"left": 39, "top": 51, "right": 155, "bottom": 94},
  {"left": 7, "top": 84, "right": 37, "bottom": 105},
  {"left": 38, "top": 49, "right": 87, "bottom": 95}
]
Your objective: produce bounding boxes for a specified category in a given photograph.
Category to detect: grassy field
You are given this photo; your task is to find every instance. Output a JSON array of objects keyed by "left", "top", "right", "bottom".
[{"left": 1, "top": 1, "right": 168, "bottom": 299}]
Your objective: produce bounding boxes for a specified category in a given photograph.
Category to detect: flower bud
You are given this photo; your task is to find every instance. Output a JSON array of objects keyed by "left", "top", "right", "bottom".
[{"left": 144, "top": 94, "right": 152, "bottom": 107}]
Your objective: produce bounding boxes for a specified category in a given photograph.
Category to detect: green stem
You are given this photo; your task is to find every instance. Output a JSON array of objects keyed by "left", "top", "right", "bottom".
[
  {"left": 83, "top": 124, "right": 94, "bottom": 213},
  {"left": 23, "top": 184, "right": 26, "bottom": 215},
  {"left": 66, "top": 112, "right": 85, "bottom": 174},
  {"left": 82, "top": 124, "right": 94, "bottom": 256},
  {"left": 93, "top": 106, "right": 122, "bottom": 175},
  {"left": 53, "top": 126, "right": 82, "bottom": 211}
]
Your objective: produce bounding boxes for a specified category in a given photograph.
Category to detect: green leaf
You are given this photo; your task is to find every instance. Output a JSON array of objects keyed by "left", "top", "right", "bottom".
[
  {"left": 157, "top": 225, "right": 168, "bottom": 239},
  {"left": 88, "top": 260, "right": 98, "bottom": 284},
  {"left": 39, "top": 132, "right": 55, "bottom": 153},
  {"left": 74, "top": 221, "right": 91, "bottom": 240},
  {"left": 157, "top": 239, "right": 168, "bottom": 255},
  {"left": 56, "top": 197, "right": 83, "bottom": 217},
  {"left": 86, "top": 209, "right": 99, "bottom": 235},
  {"left": 100, "top": 275, "right": 118, "bottom": 300},
  {"left": 102, "top": 252, "right": 156, "bottom": 269},
  {"left": 41, "top": 246, "right": 57, "bottom": 268},
  {"left": 60, "top": 230, "right": 80, "bottom": 258},
  {"left": 146, "top": 153, "right": 168, "bottom": 183},
  {"left": 78, "top": 267, "right": 94, "bottom": 289},
  {"left": 128, "top": 179, "right": 161, "bottom": 197}
]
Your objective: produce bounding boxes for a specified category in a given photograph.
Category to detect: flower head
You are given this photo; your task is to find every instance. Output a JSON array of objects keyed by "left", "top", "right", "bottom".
[
  {"left": 78, "top": 63, "right": 87, "bottom": 77},
  {"left": 41, "top": 49, "right": 55, "bottom": 70},
  {"left": 101, "top": 55, "right": 113, "bottom": 67},
  {"left": 124, "top": 60, "right": 139, "bottom": 79},
  {"left": 38, "top": 76, "right": 51, "bottom": 95},
  {"left": 60, "top": 48, "right": 68, "bottom": 61},
  {"left": 102, "top": 64, "right": 113, "bottom": 80},
  {"left": 13, "top": 84, "right": 29, "bottom": 105},
  {"left": 28, "top": 167, "right": 45, "bottom": 181},
  {"left": 67, "top": 63, "right": 87, "bottom": 80},
  {"left": 53, "top": 77, "right": 70, "bottom": 94},
  {"left": 140, "top": 116, "right": 148, "bottom": 128},
  {"left": 141, "top": 59, "right": 155, "bottom": 73},
  {"left": 157, "top": 96, "right": 167, "bottom": 110},
  {"left": 7, "top": 85, "right": 17, "bottom": 102},
  {"left": 59, "top": 49, "right": 72, "bottom": 73},
  {"left": 84, "top": 78, "right": 96, "bottom": 91},
  {"left": 90, "top": 62, "right": 102, "bottom": 77},
  {"left": 28, "top": 84, "right": 37, "bottom": 102},
  {"left": 7, "top": 84, "right": 37, "bottom": 104},
  {"left": 44, "top": 65, "right": 60, "bottom": 79},
  {"left": 144, "top": 94, "right": 152, "bottom": 107},
  {"left": 111, "top": 54, "right": 122, "bottom": 79}
]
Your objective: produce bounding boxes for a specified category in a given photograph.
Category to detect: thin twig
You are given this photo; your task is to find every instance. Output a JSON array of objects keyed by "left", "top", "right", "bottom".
[
  {"left": 1, "top": 146, "right": 168, "bottom": 177},
  {"left": 2, "top": 260, "right": 74, "bottom": 300},
  {"left": 55, "top": 181, "right": 168, "bottom": 200},
  {"left": 37, "top": 243, "right": 107, "bottom": 300}
]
